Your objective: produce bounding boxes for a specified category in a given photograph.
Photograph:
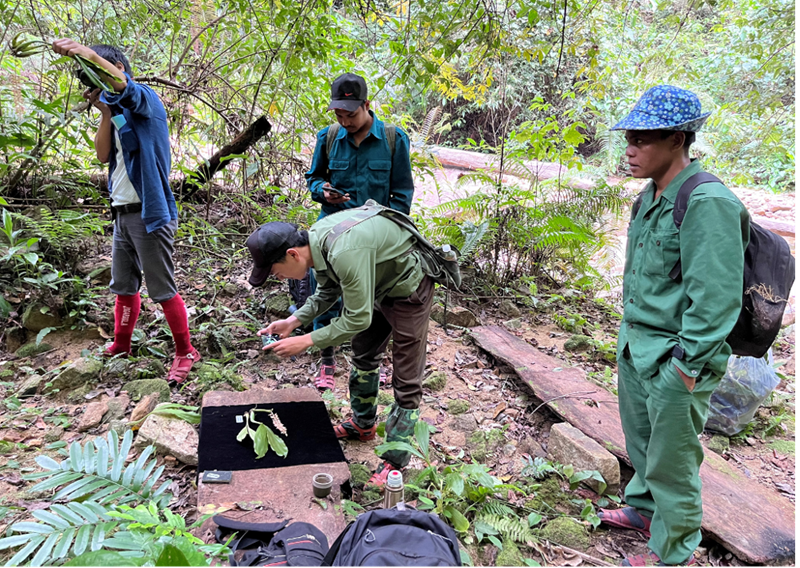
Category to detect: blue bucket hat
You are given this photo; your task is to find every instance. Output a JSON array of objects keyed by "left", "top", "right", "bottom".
[{"left": 611, "top": 85, "right": 711, "bottom": 132}]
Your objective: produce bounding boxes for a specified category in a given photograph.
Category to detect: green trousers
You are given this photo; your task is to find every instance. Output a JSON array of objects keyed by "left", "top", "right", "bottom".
[{"left": 618, "top": 349, "right": 722, "bottom": 565}]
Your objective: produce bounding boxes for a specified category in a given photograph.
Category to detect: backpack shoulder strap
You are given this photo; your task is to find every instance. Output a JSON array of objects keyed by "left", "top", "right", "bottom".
[
  {"left": 672, "top": 172, "right": 722, "bottom": 229},
  {"left": 667, "top": 172, "right": 724, "bottom": 280},
  {"left": 324, "top": 205, "right": 383, "bottom": 252},
  {"left": 326, "top": 123, "right": 341, "bottom": 157},
  {"left": 385, "top": 124, "right": 396, "bottom": 156},
  {"left": 631, "top": 192, "right": 645, "bottom": 221}
]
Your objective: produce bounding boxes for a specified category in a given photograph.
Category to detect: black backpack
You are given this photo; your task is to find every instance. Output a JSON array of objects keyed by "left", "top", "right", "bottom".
[
  {"left": 214, "top": 516, "right": 329, "bottom": 566},
  {"left": 632, "top": 172, "right": 795, "bottom": 358},
  {"left": 321, "top": 508, "right": 462, "bottom": 566}
]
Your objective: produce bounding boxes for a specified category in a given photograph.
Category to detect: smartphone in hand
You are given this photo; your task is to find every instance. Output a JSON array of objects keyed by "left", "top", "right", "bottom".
[{"left": 327, "top": 186, "right": 347, "bottom": 196}]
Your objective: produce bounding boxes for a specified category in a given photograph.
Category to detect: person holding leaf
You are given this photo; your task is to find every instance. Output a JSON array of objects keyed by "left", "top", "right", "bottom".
[{"left": 51, "top": 39, "right": 200, "bottom": 383}]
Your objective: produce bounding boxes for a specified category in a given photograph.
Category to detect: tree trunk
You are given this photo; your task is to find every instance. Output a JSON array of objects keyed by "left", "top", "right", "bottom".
[{"left": 179, "top": 114, "right": 272, "bottom": 199}]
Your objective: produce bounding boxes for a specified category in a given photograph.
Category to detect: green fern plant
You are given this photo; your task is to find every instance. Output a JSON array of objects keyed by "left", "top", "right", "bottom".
[
  {"left": 0, "top": 430, "right": 172, "bottom": 566},
  {"left": 475, "top": 513, "right": 534, "bottom": 545}
]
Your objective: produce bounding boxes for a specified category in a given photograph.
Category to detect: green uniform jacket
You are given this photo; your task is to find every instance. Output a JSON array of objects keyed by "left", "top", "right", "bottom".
[
  {"left": 293, "top": 210, "right": 425, "bottom": 349},
  {"left": 617, "top": 160, "right": 750, "bottom": 381}
]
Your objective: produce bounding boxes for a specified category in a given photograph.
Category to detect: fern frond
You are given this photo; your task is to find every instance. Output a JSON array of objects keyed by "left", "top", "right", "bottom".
[
  {"left": 26, "top": 430, "right": 171, "bottom": 507},
  {"left": 478, "top": 500, "right": 515, "bottom": 517},
  {"left": 420, "top": 106, "right": 443, "bottom": 144},
  {"left": 476, "top": 513, "right": 533, "bottom": 544}
]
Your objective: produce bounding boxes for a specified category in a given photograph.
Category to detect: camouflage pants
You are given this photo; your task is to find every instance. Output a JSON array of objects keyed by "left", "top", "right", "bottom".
[{"left": 347, "top": 368, "right": 420, "bottom": 469}]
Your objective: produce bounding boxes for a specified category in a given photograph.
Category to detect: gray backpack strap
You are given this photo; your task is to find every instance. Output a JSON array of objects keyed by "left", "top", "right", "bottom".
[
  {"left": 385, "top": 124, "right": 396, "bottom": 156},
  {"left": 324, "top": 206, "right": 383, "bottom": 252},
  {"left": 326, "top": 123, "right": 341, "bottom": 158}
]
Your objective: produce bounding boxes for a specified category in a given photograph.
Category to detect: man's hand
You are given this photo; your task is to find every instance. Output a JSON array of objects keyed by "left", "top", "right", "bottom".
[
  {"left": 322, "top": 182, "right": 350, "bottom": 205},
  {"left": 84, "top": 88, "right": 109, "bottom": 114},
  {"left": 263, "top": 334, "right": 314, "bottom": 357},
  {"left": 52, "top": 38, "right": 96, "bottom": 61},
  {"left": 258, "top": 316, "right": 302, "bottom": 339},
  {"left": 52, "top": 38, "right": 127, "bottom": 89},
  {"left": 674, "top": 365, "right": 696, "bottom": 392}
]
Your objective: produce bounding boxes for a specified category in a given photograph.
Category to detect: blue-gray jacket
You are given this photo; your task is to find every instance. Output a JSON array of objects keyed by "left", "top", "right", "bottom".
[
  {"left": 101, "top": 75, "right": 177, "bottom": 233},
  {"left": 305, "top": 111, "right": 414, "bottom": 218}
]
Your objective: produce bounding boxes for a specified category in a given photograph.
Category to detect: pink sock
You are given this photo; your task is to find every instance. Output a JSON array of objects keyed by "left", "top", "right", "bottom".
[
  {"left": 161, "top": 294, "right": 193, "bottom": 356},
  {"left": 109, "top": 293, "right": 140, "bottom": 354}
]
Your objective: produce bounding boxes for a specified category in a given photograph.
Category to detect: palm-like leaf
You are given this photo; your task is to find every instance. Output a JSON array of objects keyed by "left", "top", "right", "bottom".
[{"left": 26, "top": 430, "right": 170, "bottom": 507}]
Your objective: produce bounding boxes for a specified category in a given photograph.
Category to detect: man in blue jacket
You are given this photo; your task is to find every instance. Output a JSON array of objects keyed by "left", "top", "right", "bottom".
[
  {"left": 52, "top": 39, "right": 200, "bottom": 383},
  {"left": 303, "top": 73, "right": 414, "bottom": 390}
]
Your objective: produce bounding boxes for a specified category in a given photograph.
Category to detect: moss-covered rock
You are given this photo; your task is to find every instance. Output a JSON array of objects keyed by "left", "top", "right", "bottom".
[
  {"left": 195, "top": 362, "right": 245, "bottom": 398},
  {"left": 124, "top": 379, "right": 171, "bottom": 403},
  {"left": 564, "top": 334, "right": 593, "bottom": 353},
  {"left": 15, "top": 342, "right": 53, "bottom": 358},
  {"left": 265, "top": 294, "right": 292, "bottom": 317},
  {"left": 104, "top": 357, "right": 131, "bottom": 379},
  {"left": 499, "top": 300, "right": 521, "bottom": 318},
  {"left": 468, "top": 428, "right": 506, "bottom": 461},
  {"left": 540, "top": 516, "right": 590, "bottom": 551},
  {"left": 447, "top": 399, "right": 471, "bottom": 415},
  {"left": 349, "top": 463, "right": 371, "bottom": 488},
  {"left": 496, "top": 539, "right": 525, "bottom": 566},
  {"left": 361, "top": 488, "right": 381, "bottom": 503},
  {"left": 524, "top": 476, "right": 577, "bottom": 514},
  {"left": 22, "top": 303, "right": 61, "bottom": 332},
  {"left": 377, "top": 391, "right": 395, "bottom": 406},
  {"left": 422, "top": 371, "right": 447, "bottom": 391},
  {"left": 706, "top": 435, "right": 730, "bottom": 455},
  {"left": 50, "top": 357, "right": 103, "bottom": 392},
  {"left": 66, "top": 382, "right": 95, "bottom": 404}
]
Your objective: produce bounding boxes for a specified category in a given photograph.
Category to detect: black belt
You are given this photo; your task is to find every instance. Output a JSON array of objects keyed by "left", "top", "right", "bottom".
[{"left": 111, "top": 203, "right": 142, "bottom": 219}]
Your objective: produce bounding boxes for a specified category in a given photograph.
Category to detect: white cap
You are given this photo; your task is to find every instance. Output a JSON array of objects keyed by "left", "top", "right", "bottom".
[{"left": 386, "top": 470, "right": 403, "bottom": 489}]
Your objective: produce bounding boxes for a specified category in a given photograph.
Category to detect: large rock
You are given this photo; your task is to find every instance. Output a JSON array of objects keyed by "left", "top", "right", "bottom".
[
  {"left": 265, "top": 294, "right": 292, "bottom": 317},
  {"left": 564, "top": 334, "right": 593, "bottom": 353},
  {"left": 130, "top": 393, "right": 160, "bottom": 426},
  {"left": 105, "top": 394, "right": 131, "bottom": 422},
  {"left": 547, "top": 422, "right": 619, "bottom": 493},
  {"left": 50, "top": 357, "right": 103, "bottom": 392},
  {"left": 15, "top": 342, "right": 53, "bottom": 358},
  {"left": 124, "top": 379, "right": 171, "bottom": 403},
  {"left": 16, "top": 374, "right": 44, "bottom": 397},
  {"left": 135, "top": 409, "right": 199, "bottom": 465},
  {"left": 430, "top": 304, "right": 480, "bottom": 328},
  {"left": 499, "top": 300, "right": 521, "bottom": 318},
  {"left": 77, "top": 401, "right": 109, "bottom": 432},
  {"left": 22, "top": 303, "right": 61, "bottom": 332}
]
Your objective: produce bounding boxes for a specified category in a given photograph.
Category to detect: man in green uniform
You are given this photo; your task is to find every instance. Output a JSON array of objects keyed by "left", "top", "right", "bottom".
[
  {"left": 245, "top": 207, "right": 433, "bottom": 487},
  {"left": 598, "top": 86, "right": 749, "bottom": 566}
]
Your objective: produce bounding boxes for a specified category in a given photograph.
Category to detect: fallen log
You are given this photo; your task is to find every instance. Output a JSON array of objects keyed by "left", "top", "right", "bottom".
[
  {"left": 179, "top": 114, "right": 271, "bottom": 199},
  {"left": 470, "top": 325, "right": 795, "bottom": 565}
]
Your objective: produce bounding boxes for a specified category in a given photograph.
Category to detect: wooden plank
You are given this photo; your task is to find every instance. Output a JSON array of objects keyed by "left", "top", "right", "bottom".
[{"left": 471, "top": 325, "right": 795, "bottom": 565}]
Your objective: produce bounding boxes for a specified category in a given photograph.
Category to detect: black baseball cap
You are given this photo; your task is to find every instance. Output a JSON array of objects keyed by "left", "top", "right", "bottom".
[
  {"left": 245, "top": 222, "right": 298, "bottom": 287},
  {"left": 327, "top": 73, "right": 367, "bottom": 112}
]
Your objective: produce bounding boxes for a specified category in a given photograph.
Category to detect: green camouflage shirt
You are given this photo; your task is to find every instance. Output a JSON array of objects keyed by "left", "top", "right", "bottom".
[
  {"left": 618, "top": 160, "right": 750, "bottom": 381},
  {"left": 294, "top": 210, "right": 425, "bottom": 349}
]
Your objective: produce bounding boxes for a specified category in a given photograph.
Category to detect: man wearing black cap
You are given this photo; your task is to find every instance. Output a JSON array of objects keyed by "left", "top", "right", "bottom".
[
  {"left": 301, "top": 72, "right": 415, "bottom": 390},
  {"left": 246, "top": 210, "right": 432, "bottom": 488}
]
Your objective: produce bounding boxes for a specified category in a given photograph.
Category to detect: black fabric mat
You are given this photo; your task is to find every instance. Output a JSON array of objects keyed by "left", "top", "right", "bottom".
[{"left": 198, "top": 401, "right": 345, "bottom": 473}]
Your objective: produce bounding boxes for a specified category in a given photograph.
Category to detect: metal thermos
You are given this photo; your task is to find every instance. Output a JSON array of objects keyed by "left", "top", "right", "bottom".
[{"left": 383, "top": 470, "right": 404, "bottom": 509}]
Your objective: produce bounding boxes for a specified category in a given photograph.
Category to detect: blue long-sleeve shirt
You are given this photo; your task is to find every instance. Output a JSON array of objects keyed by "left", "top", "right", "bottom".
[
  {"left": 100, "top": 75, "right": 177, "bottom": 233},
  {"left": 305, "top": 111, "right": 414, "bottom": 218}
]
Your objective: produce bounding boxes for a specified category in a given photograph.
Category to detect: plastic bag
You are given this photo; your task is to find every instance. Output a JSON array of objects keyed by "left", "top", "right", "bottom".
[{"left": 705, "top": 351, "right": 781, "bottom": 436}]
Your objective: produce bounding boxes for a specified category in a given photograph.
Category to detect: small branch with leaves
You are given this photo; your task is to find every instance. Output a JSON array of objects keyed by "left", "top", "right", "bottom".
[{"left": 237, "top": 408, "right": 288, "bottom": 459}]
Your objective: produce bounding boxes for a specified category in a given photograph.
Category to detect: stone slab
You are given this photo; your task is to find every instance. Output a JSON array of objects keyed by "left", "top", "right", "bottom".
[
  {"left": 547, "top": 422, "right": 620, "bottom": 493},
  {"left": 471, "top": 325, "right": 795, "bottom": 565},
  {"left": 198, "top": 387, "right": 349, "bottom": 546}
]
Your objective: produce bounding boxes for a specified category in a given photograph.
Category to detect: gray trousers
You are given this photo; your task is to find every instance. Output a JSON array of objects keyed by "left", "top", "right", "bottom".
[{"left": 109, "top": 212, "right": 178, "bottom": 303}]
